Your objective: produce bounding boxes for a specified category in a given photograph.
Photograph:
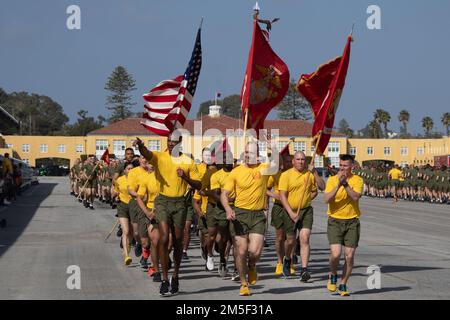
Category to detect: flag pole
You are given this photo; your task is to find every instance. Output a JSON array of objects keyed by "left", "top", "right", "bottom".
[
  {"left": 295, "top": 131, "right": 322, "bottom": 216},
  {"left": 243, "top": 108, "right": 249, "bottom": 144}
]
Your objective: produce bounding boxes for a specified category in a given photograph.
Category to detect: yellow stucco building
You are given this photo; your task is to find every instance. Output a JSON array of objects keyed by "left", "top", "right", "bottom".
[{"left": 1, "top": 110, "right": 448, "bottom": 168}]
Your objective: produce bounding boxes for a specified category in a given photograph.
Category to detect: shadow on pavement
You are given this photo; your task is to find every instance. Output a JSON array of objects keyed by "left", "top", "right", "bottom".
[
  {"left": 352, "top": 286, "right": 411, "bottom": 295},
  {"left": 0, "top": 183, "right": 56, "bottom": 258}
]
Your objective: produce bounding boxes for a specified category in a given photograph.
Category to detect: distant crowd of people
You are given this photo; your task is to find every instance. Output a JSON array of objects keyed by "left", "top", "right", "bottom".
[
  {"left": 0, "top": 153, "right": 23, "bottom": 206},
  {"left": 353, "top": 164, "right": 450, "bottom": 204}
]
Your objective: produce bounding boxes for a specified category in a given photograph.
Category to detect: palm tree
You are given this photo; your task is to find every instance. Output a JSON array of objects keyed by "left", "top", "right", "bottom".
[
  {"left": 422, "top": 116, "right": 434, "bottom": 137},
  {"left": 368, "top": 120, "right": 381, "bottom": 138},
  {"left": 398, "top": 110, "right": 410, "bottom": 137},
  {"left": 374, "top": 109, "right": 391, "bottom": 138},
  {"left": 441, "top": 112, "right": 450, "bottom": 136}
]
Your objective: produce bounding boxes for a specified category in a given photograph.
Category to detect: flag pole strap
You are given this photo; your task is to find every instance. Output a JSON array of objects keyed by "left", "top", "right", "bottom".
[
  {"left": 243, "top": 108, "right": 249, "bottom": 144},
  {"left": 295, "top": 131, "right": 322, "bottom": 216}
]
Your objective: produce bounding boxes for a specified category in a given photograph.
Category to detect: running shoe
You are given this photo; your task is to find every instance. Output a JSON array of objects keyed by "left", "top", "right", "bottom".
[
  {"left": 327, "top": 274, "right": 338, "bottom": 293},
  {"left": 275, "top": 262, "right": 283, "bottom": 275},
  {"left": 239, "top": 283, "right": 250, "bottom": 296},
  {"left": 170, "top": 277, "right": 179, "bottom": 296},
  {"left": 134, "top": 243, "right": 142, "bottom": 257},
  {"left": 124, "top": 256, "right": 132, "bottom": 266},
  {"left": 282, "top": 257, "right": 291, "bottom": 277},
  {"left": 300, "top": 269, "right": 311, "bottom": 282},
  {"left": 159, "top": 280, "right": 171, "bottom": 297},
  {"left": 338, "top": 284, "right": 350, "bottom": 296},
  {"left": 206, "top": 256, "right": 215, "bottom": 271},
  {"left": 231, "top": 268, "right": 239, "bottom": 281},
  {"left": 182, "top": 251, "right": 189, "bottom": 260},
  {"left": 147, "top": 266, "right": 156, "bottom": 277}
]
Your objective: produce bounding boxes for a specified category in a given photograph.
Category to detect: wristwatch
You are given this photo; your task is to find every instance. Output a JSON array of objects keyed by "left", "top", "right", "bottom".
[{"left": 342, "top": 181, "right": 349, "bottom": 188}]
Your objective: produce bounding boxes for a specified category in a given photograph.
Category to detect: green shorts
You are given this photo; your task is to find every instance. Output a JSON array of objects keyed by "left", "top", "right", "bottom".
[
  {"left": 327, "top": 217, "right": 360, "bottom": 248},
  {"left": 206, "top": 203, "right": 229, "bottom": 228},
  {"left": 154, "top": 194, "right": 187, "bottom": 229},
  {"left": 117, "top": 202, "right": 130, "bottom": 219},
  {"left": 391, "top": 180, "right": 400, "bottom": 187},
  {"left": 287, "top": 206, "right": 313, "bottom": 234},
  {"left": 128, "top": 199, "right": 141, "bottom": 224},
  {"left": 185, "top": 191, "right": 195, "bottom": 222},
  {"left": 270, "top": 203, "right": 285, "bottom": 230},
  {"left": 137, "top": 210, "right": 157, "bottom": 238},
  {"left": 229, "top": 207, "right": 266, "bottom": 237}
]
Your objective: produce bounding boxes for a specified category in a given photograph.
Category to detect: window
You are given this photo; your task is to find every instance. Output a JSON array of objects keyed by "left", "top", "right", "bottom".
[
  {"left": 96, "top": 140, "right": 108, "bottom": 152},
  {"left": 76, "top": 144, "right": 83, "bottom": 153},
  {"left": 40, "top": 144, "right": 48, "bottom": 153},
  {"left": 400, "top": 147, "right": 408, "bottom": 156},
  {"left": 6, "top": 144, "right": 13, "bottom": 149},
  {"left": 293, "top": 141, "right": 306, "bottom": 152},
  {"left": 278, "top": 141, "right": 288, "bottom": 152},
  {"left": 329, "top": 157, "right": 340, "bottom": 168},
  {"left": 148, "top": 140, "right": 161, "bottom": 152},
  {"left": 258, "top": 141, "right": 267, "bottom": 153},
  {"left": 328, "top": 141, "right": 340, "bottom": 153},
  {"left": 417, "top": 147, "right": 424, "bottom": 155},
  {"left": 367, "top": 147, "right": 374, "bottom": 155},
  {"left": 22, "top": 144, "right": 30, "bottom": 153},
  {"left": 384, "top": 147, "right": 391, "bottom": 155},
  {"left": 113, "top": 140, "right": 126, "bottom": 153},
  {"left": 349, "top": 147, "right": 357, "bottom": 155},
  {"left": 400, "top": 161, "right": 408, "bottom": 168},
  {"left": 58, "top": 144, "right": 66, "bottom": 153}
]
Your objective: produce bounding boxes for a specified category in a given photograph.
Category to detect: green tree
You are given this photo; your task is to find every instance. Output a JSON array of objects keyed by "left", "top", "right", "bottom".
[
  {"left": 441, "top": 112, "right": 450, "bottom": 136},
  {"left": 0, "top": 87, "right": 8, "bottom": 104},
  {"left": 422, "top": 116, "right": 434, "bottom": 137},
  {"left": 338, "top": 118, "right": 354, "bottom": 137},
  {"left": 2, "top": 91, "right": 69, "bottom": 135},
  {"left": 276, "top": 80, "right": 311, "bottom": 120},
  {"left": 105, "top": 66, "right": 136, "bottom": 123},
  {"left": 197, "top": 94, "right": 242, "bottom": 118},
  {"left": 58, "top": 110, "right": 104, "bottom": 136},
  {"left": 398, "top": 109, "right": 410, "bottom": 137},
  {"left": 374, "top": 109, "right": 391, "bottom": 138},
  {"left": 368, "top": 120, "right": 382, "bottom": 138}
]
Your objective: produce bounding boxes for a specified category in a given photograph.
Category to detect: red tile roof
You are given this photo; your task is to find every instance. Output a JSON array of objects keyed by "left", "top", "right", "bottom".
[{"left": 88, "top": 115, "right": 343, "bottom": 137}]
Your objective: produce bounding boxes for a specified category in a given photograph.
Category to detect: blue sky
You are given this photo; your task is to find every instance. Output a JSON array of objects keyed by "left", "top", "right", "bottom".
[{"left": 1, "top": 0, "right": 449, "bottom": 134}]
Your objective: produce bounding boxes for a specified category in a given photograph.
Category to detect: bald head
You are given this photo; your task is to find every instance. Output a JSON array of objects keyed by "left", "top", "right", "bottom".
[{"left": 293, "top": 151, "right": 307, "bottom": 171}]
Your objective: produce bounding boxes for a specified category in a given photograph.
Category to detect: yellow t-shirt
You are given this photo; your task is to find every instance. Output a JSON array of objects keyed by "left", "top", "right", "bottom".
[
  {"left": 325, "top": 174, "right": 364, "bottom": 219},
  {"left": 2, "top": 158, "right": 13, "bottom": 175},
  {"left": 137, "top": 172, "right": 159, "bottom": 209},
  {"left": 210, "top": 169, "right": 235, "bottom": 202},
  {"left": 389, "top": 168, "right": 402, "bottom": 180},
  {"left": 223, "top": 164, "right": 271, "bottom": 211},
  {"left": 127, "top": 166, "right": 151, "bottom": 193},
  {"left": 114, "top": 175, "right": 131, "bottom": 204},
  {"left": 267, "top": 171, "right": 282, "bottom": 204},
  {"left": 149, "top": 151, "right": 202, "bottom": 197},
  {"left": 278, "top": 168, "right": 317, "bottom": 210}
]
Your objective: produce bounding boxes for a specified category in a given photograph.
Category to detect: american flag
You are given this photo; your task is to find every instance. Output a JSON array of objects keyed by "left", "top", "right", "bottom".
[{"left": 141, "top": 27, "right": 202, "bottom": 136}]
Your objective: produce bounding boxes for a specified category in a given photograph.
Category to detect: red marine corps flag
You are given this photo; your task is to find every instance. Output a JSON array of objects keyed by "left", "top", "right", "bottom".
[
  {"left": 297, "top": 35, "right": 352, "bottom": 155},
  {"left": 241, "top": 19, "right": 289, "bottom": 135},
  {"left": 100, "top": 148, "right": 110, "bottom": 165}
]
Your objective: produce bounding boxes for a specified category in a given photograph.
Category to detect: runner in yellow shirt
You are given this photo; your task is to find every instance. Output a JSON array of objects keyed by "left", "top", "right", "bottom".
[
  {"left": 112, "top": 163, "right": 134, "bottom": 265},
  {"left": 279, "top": 151, "right": 325, "bottom": 281},
  {"left": 134, "top": 134, "right": 202, "bottom": 297},
  {"left": 388, "top": 164, "right": 402, "bottom": 202},
  {"left": 324, "top": 154, "right": 364, "bottom": 297},
  {"left": 127, "top": 156, "right": 152, "bottom": 262},
  {"left": 221, "top": 142, "right": 272, "bottom": 296},
  {"left": 135, "top": 165, "right": 162, "bottom": 282}
]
